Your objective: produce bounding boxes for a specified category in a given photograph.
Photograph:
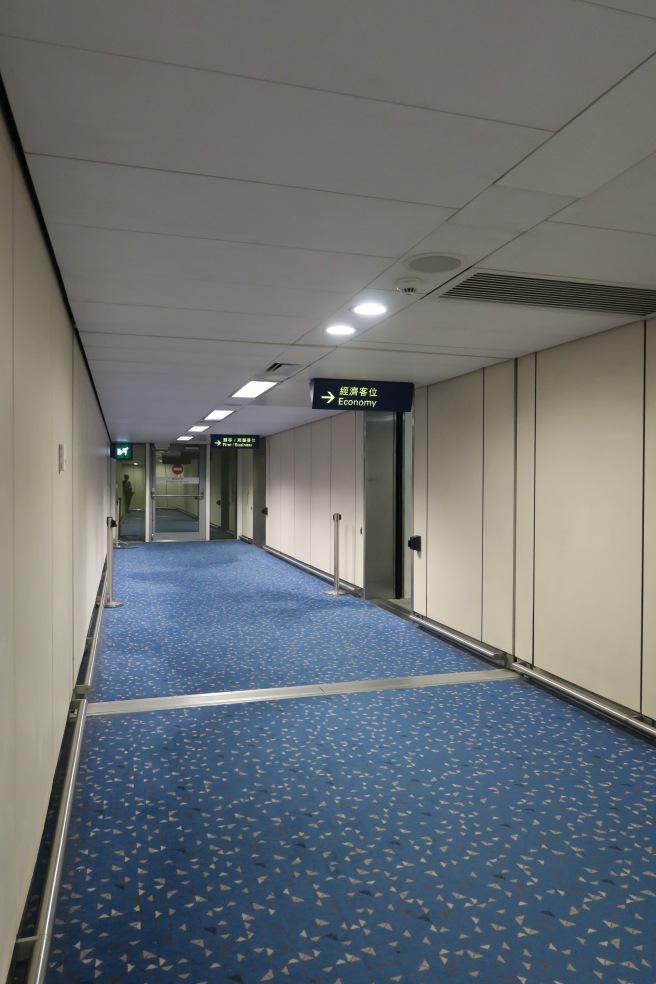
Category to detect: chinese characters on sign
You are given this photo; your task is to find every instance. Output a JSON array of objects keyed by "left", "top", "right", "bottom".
[
  {"left": 310, "top": 379, "right": 414, "bottom": 412},
  {"left": 210, "top": 435, "right": 260, "bottom": 450}
]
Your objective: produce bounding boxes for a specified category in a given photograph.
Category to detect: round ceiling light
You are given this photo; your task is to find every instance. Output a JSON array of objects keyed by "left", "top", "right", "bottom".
[
  {"left": 352, "top": 302, "right": 387, "bottom": 316},
  {"left": 407, "top": 253, "right": 462, "bottom": 274},
  {"left": 325, "top": 324, "right": 355, "bottom": 336}
]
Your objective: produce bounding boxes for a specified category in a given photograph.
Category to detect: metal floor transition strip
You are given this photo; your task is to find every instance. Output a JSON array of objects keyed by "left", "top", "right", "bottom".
[{"left": 87, "top": 669, "right": 517, "bottom": 716}]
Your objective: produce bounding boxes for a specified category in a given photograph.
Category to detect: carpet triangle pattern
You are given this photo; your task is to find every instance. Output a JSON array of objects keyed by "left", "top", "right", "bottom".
[
  {"left": 49, "top": 682, "right": 656, "bottom": 982},
  {"left": 93, "top": 541, "right": 481, "bottom": 702}
]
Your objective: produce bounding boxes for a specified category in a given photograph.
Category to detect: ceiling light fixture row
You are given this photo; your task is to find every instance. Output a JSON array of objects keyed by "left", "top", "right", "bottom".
[
  {"left": 325, "top": 301, "right": 388, "bottom": 337},
  {"left": 176, "top": 380, "right": 278, "bottom": 441}
]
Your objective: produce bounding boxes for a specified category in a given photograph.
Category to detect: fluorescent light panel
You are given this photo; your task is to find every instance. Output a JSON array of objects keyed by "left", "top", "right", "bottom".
[
  {"left": 177, "top": 435, "right": 193, "bottom": 441},
  {"left": 231, "top": 380, "right": 277, "bottom": 399},
  {"left": 204, "top": 409, "right": 234, "bottom": 421},
  {"left": 189, "top": 425, "right": 209, "bottom": 432}
]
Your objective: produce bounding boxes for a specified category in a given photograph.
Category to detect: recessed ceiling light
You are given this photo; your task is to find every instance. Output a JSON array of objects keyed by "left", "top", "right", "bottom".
[
  {"left": 325, "top": 324, "right": 355, "bottom": 336},
  {"left": 188, "top": 425, "right": 209, "bottom": 432},
  {"left": 177, "top": 435, "right": 193, "bottom": 442},
  {"left": 231, "top": 380, "right": 277, "bottom": 399},
  {"left": 204, "top": 409, "right": 234, "bottom": 421},
  {"left": 352, "top": 302, "right": 387, "bottom": 316}
]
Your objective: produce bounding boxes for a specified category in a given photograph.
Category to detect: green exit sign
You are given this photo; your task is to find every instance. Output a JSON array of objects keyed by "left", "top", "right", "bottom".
[{"left": 111, "top": 442, "right": 133, "bottom": 460}]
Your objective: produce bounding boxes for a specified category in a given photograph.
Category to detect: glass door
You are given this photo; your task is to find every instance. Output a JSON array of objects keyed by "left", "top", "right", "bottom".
[{"left": 151, "top": 445, "right": 207, "bottom": 541}]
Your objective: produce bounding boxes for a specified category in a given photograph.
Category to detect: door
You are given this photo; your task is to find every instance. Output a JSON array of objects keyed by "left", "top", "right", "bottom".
[
  {"left": 209, "top": 446, "right": 238, "bottom": 539},
  {"left": 363, "top": 411, "right": 413, "bottom": 605},
  {"left": 115, "top": 443, "right": 147, "bottom": 540},
  {"left": 150, "top": 445, "right": 207, "bottom": 541}
]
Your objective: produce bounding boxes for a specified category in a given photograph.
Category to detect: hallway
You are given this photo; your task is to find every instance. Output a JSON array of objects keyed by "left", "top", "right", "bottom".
[{"left": 46, "top": 544, "right": 656, "bottom": 983}]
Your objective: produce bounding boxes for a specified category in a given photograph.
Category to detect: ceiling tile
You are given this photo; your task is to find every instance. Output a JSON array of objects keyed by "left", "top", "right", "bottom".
[
  {"left": 550, "top": 151, "right": 656, "bottom": 235},
  {"left": 482, "top": 223, "right": 656, "bottom": 288},
  {"left": 294, "top": 347, "right": 503, "bottom": 388},
  {"left": 3, "top": 0, "right": 656, "bottom": 129},
  {"left": 356, "top": 297, "right": 632, "bottom": 356},
  {"left": 26, "top": 156, "right": 454, "bottom": 256},
  {"left": 74, "top": 302, "right": 317, "bottom": 345},
  {"left": 0, "top": 39, "right": 549, "bottom": 206},
  {"left": 499, "top": 52, "right": 656, "bottom": 197}
]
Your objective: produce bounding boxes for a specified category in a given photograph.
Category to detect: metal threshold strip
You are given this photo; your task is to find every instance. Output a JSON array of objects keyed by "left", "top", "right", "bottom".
[{"left": 88, "top": 668, "right": 516, "bottom": 716}]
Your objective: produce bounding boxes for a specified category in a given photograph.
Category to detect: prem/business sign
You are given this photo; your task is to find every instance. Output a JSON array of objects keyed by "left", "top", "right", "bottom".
[
  {"left": 311, "top": 379, "right": 414, "bottom": 413},
  {"left": 210, "top": 435, "right": 260, "bottom": 449}
]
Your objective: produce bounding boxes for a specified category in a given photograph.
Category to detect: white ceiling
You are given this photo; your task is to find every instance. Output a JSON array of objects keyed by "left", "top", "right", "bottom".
[{"left": 2, "top": 1, "right": 656, "bottom": 441}]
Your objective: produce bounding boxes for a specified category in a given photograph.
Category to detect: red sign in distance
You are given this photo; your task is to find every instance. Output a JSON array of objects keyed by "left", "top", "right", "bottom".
[{"left": 172, "top": 464, "right": 184, "bottom": 476}]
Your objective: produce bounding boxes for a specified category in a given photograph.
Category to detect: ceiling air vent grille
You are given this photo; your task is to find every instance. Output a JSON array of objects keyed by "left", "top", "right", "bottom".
[
  {"left": 265, "top": 362, "right": 304, "bottom": 376},
  {"left": 441, "top": 272, "right": 656, "bottom": 317}
]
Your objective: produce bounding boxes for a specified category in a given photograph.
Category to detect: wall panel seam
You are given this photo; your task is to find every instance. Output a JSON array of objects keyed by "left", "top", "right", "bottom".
[
  {"left": 531, "top": 353, "right": 537, "bottom": 667},
  {"left": 640, "top": 319, "right": 646, "bottom": 713},
  {"left": 512, "top": 359, "right": 518, "bottom": 656}
]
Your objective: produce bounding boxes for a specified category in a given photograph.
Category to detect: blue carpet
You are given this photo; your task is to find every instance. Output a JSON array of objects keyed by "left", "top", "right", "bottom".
[
  {"left": 93, "top": 541, "right": 481, "bottom": 701},
  {"left": 49, "top": 681, "right": 656, "bottom": 983},
  {"left": 118, "top": 510, "right": 147, "bottom": 539},
  {"left": 154, "top": 508, "right": 199, "bottom": 533}
]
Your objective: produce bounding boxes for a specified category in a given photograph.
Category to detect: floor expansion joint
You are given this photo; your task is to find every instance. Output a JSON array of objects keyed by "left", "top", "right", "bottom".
[{"left": 87, "top": 668, "right": 516, "bottom": 716}]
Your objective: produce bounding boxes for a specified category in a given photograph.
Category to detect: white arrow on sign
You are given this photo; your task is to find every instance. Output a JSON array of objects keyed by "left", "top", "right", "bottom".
[{"left": 321, "top": 391, "right": 335, "bottom": 404}]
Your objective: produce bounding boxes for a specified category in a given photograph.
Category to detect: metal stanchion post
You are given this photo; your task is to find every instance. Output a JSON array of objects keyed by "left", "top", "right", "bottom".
[
  {"left": 104, "top": 517, "right": 123, "bottom": 608},
  {"left": 326, "top": 512, "right": 347, "bottom": 596}
]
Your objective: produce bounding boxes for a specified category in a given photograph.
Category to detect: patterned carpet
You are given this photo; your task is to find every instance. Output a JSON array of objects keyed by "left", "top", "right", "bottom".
[
  {"left": 92, "top": 541, "right": 481, "bottom": 701},
  {"left": 43, "top": 540, "right": 656, "bottom": 983},
  {"left": 49, "top": 682, "right": 656, "bottom": 983}
]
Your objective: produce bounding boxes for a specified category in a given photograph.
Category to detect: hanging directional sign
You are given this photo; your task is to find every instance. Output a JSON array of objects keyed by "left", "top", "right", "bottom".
[
  {"left": 111, "top": 442, "right": 133, "bottom": 460},
  {"left": 210, "top": 434, "right": 260, "bottom": 450},
  {"left": 311, "top": 379, "right": 414, "bottom": 412}
]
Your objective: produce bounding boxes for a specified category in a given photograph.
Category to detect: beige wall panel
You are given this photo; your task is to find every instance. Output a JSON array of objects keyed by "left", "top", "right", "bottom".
[
  {"left": 642, "top": 320, "right": 656, "bottom": 718},
  {"left": 310, "top": 418, "right": 332, "bottom": 574},
  {"left": 330, "top": 413, "right": 357, "bottom": 585},
  {"left": 426, "top": 372, "right": 484, "bottom": 639},
  {"left": 482, "top": 361, "right": 516, "bottom": 652},
  {"left": 13, "top": 174, "right": 55, "bottom": 906},
  {"left": 238, "top": 451, "right": 254, "bottom": 539},
  {"left": 0, "top": 140, "right": 16, "bottom": 981},
  {"left": 412, "top": 387, "right": 428, "bottom": 616},
  {"left": 515, "top": 354, "right": 536, "bottom": 664},
  {"left": 534, "top": 323, "right": 644, "bottom": 709},
  {"left": 294, "top": 424, "right": 312, "bottom": 566},
  {"left": 279, "top": 430, "right": 296, "bottom": 556},
  {"left": 266, "top": 432, "right": 282, "bottom": 551},
  {"left": 354, "top": 413, "right": 364, "bottom": 589},
  {"left": 50, "top": 290, "right": 74, "bottom": 750},
  {"left": 72, "top": 346, "right": 109, "bottom": 675}
]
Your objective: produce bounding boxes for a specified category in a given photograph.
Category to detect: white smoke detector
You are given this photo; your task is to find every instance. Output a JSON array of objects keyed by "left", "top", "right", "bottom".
[{"left": 395, "top": 277, "right": 423, "bottom": 294}]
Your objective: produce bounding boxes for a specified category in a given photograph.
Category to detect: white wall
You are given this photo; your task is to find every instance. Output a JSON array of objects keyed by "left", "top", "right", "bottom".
[
  {"left": 533, "top": 324, "right": 644, "bottom": 709},
  {"left": 426, "top": 370, "right": 484, "bottom": 639},
  {"left": 415, "top": 319, "right": 656, "bottom": 719},
  {"left": 0, "top": 117, "right": 109, "bottom": 982},
  {"left": 266, "top": 413, "right": 364, "bottom": 587},
  {"left": 0, "top": 110, "right": 16, "bottom": 984},
  {"left": 644, "top": 321, "right": 656, "bottom": 719},
  {"left": 482, "top": 360, "right": 516, "bottom": 653}
]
